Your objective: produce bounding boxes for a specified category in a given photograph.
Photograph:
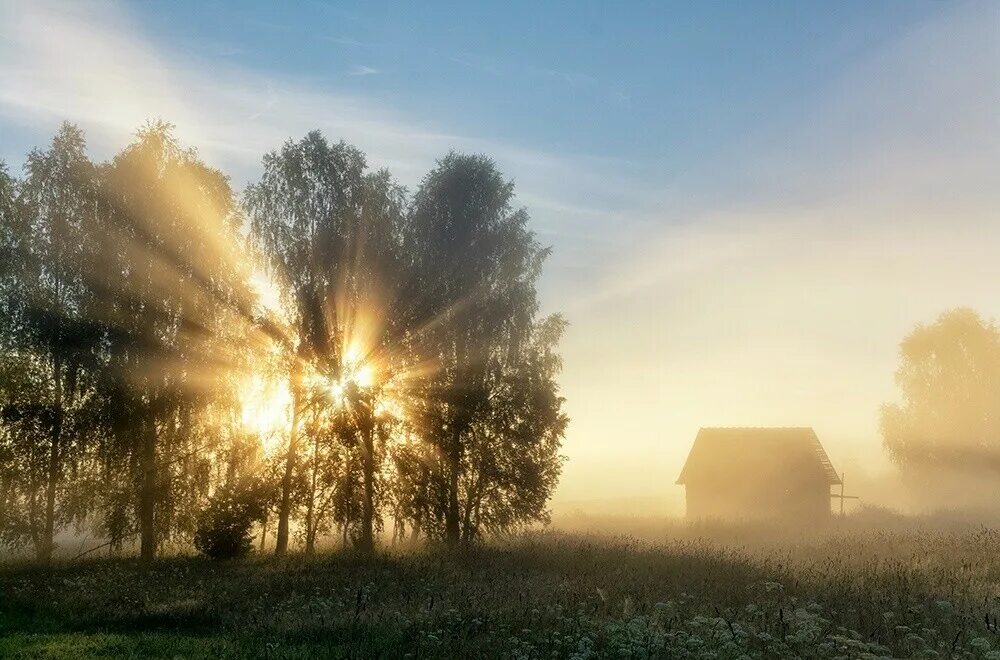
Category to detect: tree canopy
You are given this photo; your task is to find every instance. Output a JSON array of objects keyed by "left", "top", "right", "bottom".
[
  {"left": 0, "top": 123, "right": 567, "bottom": 560},
  {"left": 881, "top": 308, "right": 1000, "bottom": 504}
]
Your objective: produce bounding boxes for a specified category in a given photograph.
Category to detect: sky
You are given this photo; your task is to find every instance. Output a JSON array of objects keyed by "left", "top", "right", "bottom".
[{"left": 1, "top": 0, "right": 998, "bottom": 514}]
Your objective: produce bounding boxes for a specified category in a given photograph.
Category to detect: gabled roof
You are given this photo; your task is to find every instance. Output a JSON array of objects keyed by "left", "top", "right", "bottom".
[{"left": 676, "top": 427, "right": 842, "bottom": 486}]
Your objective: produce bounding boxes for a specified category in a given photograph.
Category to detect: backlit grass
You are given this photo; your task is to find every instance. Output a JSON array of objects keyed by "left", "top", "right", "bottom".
[{"left": 2, "top": 528, "right": 1000, "bottom": 658}]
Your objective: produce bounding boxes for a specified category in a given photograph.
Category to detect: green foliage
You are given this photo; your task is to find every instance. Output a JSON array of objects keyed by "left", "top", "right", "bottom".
[
  {"left": 0, "top": 122, "right": 566, "bottom": 562},
  {"left": 194, "top": 478, "right": 271, "bottom": 560},
  {"left": 3, "top": 531, "right": 1000, "bottom": 658},
  {"left": 398, "top": 152, "right": 566, "bottom": 545},
  {"left": 95, "top": 121, "right": 252, "bottom": 559},
  {"left": 0, "top": 123, "right": 103, "bottom": 561}
]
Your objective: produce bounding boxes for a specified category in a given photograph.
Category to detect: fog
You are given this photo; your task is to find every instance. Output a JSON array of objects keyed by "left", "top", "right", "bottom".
[
  {"left": 551, "top": 1, "right": 1000, "bottom": 517},
  {"left": 2, "top": 1, "right": 998, "bottom": 524}
]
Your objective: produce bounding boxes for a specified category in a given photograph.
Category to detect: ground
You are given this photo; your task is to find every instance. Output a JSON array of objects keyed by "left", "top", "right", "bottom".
[{"left": 2, "top": 525, "right": 1000, "bottom": 659}]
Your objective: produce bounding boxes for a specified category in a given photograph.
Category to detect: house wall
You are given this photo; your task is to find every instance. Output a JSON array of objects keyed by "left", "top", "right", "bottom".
[{"left": 685, "top": 479, "right": 831, "bottom": 521}]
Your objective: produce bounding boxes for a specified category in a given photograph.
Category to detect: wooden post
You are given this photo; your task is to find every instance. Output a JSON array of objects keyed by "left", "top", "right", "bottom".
[
  {"left": 840, "top": 473, "right": 845, "bottom": 517},
  {"left": 831, "top": 472, "right": 860, "bottom": 517}
]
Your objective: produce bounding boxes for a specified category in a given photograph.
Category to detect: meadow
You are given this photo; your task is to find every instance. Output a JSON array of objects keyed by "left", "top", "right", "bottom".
[{"left": 3, "top": 518, "right": 1000, "bottom": 659}]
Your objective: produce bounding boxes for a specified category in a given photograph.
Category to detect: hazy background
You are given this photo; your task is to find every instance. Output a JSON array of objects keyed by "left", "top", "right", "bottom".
[{"left": 1, "top": 0, "right": 997, "bottom": 516}]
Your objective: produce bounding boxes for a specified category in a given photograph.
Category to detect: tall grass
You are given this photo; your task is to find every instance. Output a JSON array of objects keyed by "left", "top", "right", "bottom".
[{"left": 2, "top": 525, "right": 1000, "bottom": 658}]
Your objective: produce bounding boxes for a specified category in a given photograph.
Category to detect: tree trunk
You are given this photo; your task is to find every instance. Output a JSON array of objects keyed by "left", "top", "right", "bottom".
[
  {"left": 40, "top": 418, "right": 60, "bottom": 562},
  {"left": 304, "top": 424, "right": 319, "bottom": 555},
  {"left": 461, "top": 472, "right": 481, "bottom": 546},
  {"left": 446, "top": 335, "right": 468, "bottom": 548},
  {"left": 39, "top": 358, "right": 63, "bottom": 563},
  {"left": 139, "top": 406, "right": 157, "bottom": 561},
  {"left": 445, "top": 427, "right": 462, "bottom": 547},
  {"left": 275, "top": 364, "right": 302, "bottom": 556},
  {"left": 259, "top": 511, "right": 268, "bottom": 554},
  {"left": 28, "top": 473, "right": 41, "bottom": 559},
  {"left": 358, "top": 422, "right": 375, "bottom": 553}
]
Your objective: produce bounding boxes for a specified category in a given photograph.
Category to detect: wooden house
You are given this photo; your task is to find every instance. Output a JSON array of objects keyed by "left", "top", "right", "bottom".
[{"left": 676, "top": 427, "right": 841, "bottom": 521}]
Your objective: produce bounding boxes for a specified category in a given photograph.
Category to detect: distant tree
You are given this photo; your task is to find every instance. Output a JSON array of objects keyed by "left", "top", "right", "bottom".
[
  {"left": 401, "top": 153, "right": 566, "bottom": 546},
  {"left": 881, "top": 308, "right": 1000, "bottom": 478}
]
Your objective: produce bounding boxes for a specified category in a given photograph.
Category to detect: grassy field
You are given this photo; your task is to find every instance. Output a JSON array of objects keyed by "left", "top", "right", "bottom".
[{"left": 3, "top": 525, "right": 1000, "bottom": 659}]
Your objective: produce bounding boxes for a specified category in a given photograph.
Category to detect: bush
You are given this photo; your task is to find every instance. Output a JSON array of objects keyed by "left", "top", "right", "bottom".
[{"left": 194, "top": 479, "right": 269, "bottom": 560}]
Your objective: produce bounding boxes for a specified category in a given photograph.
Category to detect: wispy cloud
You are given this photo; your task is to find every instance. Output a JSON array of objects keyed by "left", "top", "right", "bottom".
[
  {"left": 449, "top": 53, "right": 505, "bottom": 77},
  {"left": 327, "top": 36, "right": 380, "bottom": 48},
  {"left": 347, "top": 65, "right": 379, "bottom": 77},
  {"left": 529, "top": 67, "right": 597, "bottom": 89},
  {"left": 0, "top": 2, "right": 641, "bottom": 206},
  {"left": 555, "top": 1, "right": 1000, "bottom": 506}
]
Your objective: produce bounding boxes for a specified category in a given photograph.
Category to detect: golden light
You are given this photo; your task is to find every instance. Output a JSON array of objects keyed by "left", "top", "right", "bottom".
[
  {"left": 328, "top": 379, "right": 346, "bottom": 406},
  {"left": 240, "top": 374, "right": 292, "bottom": 453},
  {"left": 353, "top": 364, "right": 375, "bottom": 388},
  {"left": 343, "top": 342, "right": 363, "bottom": 366},
  {"left": 249, "top": 270, "right": 284, "bottom": 318},
  {"left": 374, "top": 397, "right": 404, "bottom": 420}
]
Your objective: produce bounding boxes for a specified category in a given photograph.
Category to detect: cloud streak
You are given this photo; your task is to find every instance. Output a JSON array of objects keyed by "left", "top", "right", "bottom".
[
  {"left": 554, "top": 1, "right": 1000, "bottom": 511},
  {"left": 347, "top": 65, "right": 379, "bottom": 77},
  {"left": 5, "top": 0, "right": 994, "bottom": 514},
  {"left": 0, "top": 1, "right": 644, "bottom": 254}
]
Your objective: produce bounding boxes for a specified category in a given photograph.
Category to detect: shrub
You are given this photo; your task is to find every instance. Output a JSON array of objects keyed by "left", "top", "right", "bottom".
[{"left": 194, "top": 478, "right": 269, "bottom": 560}]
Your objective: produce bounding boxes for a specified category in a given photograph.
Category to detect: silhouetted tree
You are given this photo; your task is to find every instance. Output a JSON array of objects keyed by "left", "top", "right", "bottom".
[
  {"left": 402, "top": 153, "right": 566, "bottom": 546},
  {"left": 0, "top": 161, "right": 25, "bottom": 548},
  {"left": 349, "top": 169, "right": 406, "bottom": 552},
  {"left": 97, "top": 122, "right": 249, "bottom": 559},
  {"left": 0, "top": 127, "right": 567, "bottom": 561},
  {"left": 4, "top": 125, "right": 102, "bottom": 561},
  {"left": 244, "top": 132, "right": 367, "bottom": 554},
  {"left": 460, "top": 314, "right": 567, "bottom": 541}
]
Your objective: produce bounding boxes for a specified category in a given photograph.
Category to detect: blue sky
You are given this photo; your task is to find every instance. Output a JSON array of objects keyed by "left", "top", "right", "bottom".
[
  {"left": 1, "top": 2, "right": 952, "bottom": 192},
  {"left": 1, "top": 1, "right": 997, "bottom": 511},
  {"left": 127, "top": 1, "right": 939, "bottom": 165},
  {"left": 119, "top": 1, "right": 951, "bottom": 193}
]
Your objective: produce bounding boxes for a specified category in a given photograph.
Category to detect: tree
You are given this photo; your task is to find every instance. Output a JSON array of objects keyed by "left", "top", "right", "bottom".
[
  {"left": 0, "top": 127, "right": 568, "bottom": 560},
  {"left": 244, "top": 132, "right": 367, "bottom": 555},
  {"left": 0, "top": 161, "right": 24, "bottom": 547},
  {"left": 5, "top": 125, "right": 102, "bottom": 561},
  {"left": 459, "top": 314, "right": 567, "bottom": 541},
  {"left": 246, "top": 134, "right": 409, "bottom": 555},
  {"left": 881, "top": 308, "right": 1000, "bottom": 504},
  {"left": 97, "top": 122, "right": 250, "bottom": 559},
  {"left": 341, "top": 169, "right": 407, "bottom": 553},
  {"left": 402, "top": 153, "right": 566, "bottom": 546}
]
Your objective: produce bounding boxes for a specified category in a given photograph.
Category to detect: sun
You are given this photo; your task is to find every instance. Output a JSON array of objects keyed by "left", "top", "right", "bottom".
[
  {"left": 327, "top": 379, "right": 347, "bottom": 407},
  {"left": 352, "top": 364, "right": 375, "bottom": 388}
]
